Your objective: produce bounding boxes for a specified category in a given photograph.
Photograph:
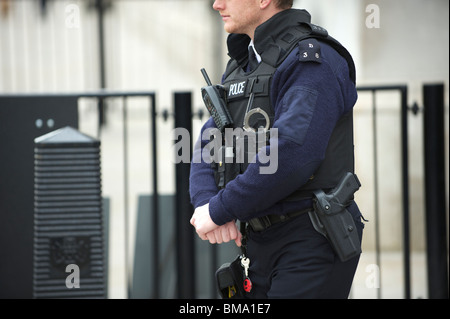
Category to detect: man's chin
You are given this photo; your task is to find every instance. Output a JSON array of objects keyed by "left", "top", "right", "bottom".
[{"left": 224, "top": 23, "right": 238, "bottom": 34}]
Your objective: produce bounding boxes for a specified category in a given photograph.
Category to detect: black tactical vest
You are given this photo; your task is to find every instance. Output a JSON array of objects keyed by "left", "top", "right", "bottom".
[{"left": 213, "top": 9, "right": 356, "bottom": 200}]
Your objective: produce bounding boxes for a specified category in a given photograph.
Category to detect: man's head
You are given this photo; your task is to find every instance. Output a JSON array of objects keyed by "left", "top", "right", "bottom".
[{"left": 213, "top": 0, "right": 292, "bottom": 39}]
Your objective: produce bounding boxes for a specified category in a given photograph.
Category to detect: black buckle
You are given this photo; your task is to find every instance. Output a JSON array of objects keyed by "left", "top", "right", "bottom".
[
  {"left": 248, "top": 216, "right": 272, "bottom": 232},
  {"left": 260, "top": 216, "right": 272, "bottom": 229}
]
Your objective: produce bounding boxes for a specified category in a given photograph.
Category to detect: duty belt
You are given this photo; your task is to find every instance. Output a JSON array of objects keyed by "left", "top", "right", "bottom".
[{"left": 247, "top": 208, "right": 311, "bottom": 232}]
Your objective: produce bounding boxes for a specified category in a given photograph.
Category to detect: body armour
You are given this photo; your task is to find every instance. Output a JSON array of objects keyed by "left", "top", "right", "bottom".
[{"left": 213, "top": 9, "right": 356, "bottom": 200}]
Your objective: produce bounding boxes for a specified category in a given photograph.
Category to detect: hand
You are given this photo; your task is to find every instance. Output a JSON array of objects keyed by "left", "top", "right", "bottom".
[
  {"left": 205, "top": 221, "right": 242, "bottom": 247},
  {"left": 190, "top": 203, "right": 219, "bottom": 240}
]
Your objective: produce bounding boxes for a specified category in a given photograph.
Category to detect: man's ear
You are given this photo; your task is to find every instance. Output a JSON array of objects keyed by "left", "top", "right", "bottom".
[{"left": 259, "top": 0, "right": 273, "bottom": 10}]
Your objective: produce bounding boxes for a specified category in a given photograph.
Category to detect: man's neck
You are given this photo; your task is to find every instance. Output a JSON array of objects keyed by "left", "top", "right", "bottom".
[{"left": 248, "top": 8, "right": 285, "bottom": 41}]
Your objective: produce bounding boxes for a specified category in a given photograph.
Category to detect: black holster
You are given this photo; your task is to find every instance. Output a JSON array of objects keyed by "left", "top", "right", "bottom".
[{"left": 309, "top": 172, "right": 362, "bottom": 262}]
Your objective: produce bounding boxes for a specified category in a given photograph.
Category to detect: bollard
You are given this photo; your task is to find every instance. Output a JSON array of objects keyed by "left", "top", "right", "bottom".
[
  {"left": 174, "top": 92, "right": 196, "bottom": 298},
  {"left": 33, "top": 126, "right": 106, "bottom": 298},
  {"left": 423, "top": 84, "right": 448, "bottom": 299}
]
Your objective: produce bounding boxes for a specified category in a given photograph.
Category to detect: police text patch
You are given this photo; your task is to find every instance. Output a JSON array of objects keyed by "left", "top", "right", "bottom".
[
  {"left": 298, "top": 39, "right": 322, "bottom": 64},
  {"left": 228, "top": 80, "right": 247, "bottom": 98}
]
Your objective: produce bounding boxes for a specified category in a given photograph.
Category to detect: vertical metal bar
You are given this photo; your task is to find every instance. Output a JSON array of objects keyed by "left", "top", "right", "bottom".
[
  {"left": 96, "top": 99, "right": 101, "bottom": 139},
  {"left": 96, "top": 0, "right": 107, "bottom": 127},
  {"left": 211, "top": 245, "right": 217, "bottom": 298},
  {"left": 174, "top": 92, "right": 195, "bottom": 299},
  {"left": 400, "top": 87, "right": 411, "bottom": 299},
  {"left": 371, "top": 90, "right": 382, "bottom": 299},
  {"left": 423, "top": 84, "right": 448, "bottom": 299},
  {"left": 98, "top": 98, "right": 105, "bottom": 135},
  {"left": 123, "top": 96, "right": 130, "bottom": 298},
  {"left": 150, "top": 93, "right": 160, "bottom": 298}
]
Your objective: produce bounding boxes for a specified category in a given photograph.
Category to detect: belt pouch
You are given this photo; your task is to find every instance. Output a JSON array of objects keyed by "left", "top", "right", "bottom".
[{"left": 215, "top": 255, "right": 245, "bottom": 299}]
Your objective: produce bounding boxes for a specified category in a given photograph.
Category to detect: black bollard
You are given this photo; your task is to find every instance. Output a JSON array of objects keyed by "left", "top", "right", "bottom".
[
  {"left": 33, "top": 126, "right": 106, "bottom": 298},
  {"left": 174, "top": 92, "right": 196, "bottom": 298},
  {"left": 423, "top": 84, "right": 448, "bottom": 299}
]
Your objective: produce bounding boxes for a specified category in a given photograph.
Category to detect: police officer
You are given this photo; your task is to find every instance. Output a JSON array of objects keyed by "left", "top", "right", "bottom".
[{"left": 190, "top": 0, "right": 364, "bottom": 298}]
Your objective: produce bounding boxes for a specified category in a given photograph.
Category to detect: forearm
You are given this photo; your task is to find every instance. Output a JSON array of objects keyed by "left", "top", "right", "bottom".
[
  {"left": 208, "top": 136, "right": 323, "bottom": 225},
  {"left": 189, "top": 118, "right": 219, "bottom": 208}
]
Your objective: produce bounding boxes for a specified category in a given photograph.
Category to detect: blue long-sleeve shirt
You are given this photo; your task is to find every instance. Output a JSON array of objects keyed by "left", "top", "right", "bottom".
[{"left": 189, "top": 38, "right": 358, "bottom": 226}]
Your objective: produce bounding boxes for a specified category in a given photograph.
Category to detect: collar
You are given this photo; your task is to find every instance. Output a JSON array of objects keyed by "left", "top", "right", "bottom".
[
  {"left": 227, "top": 9, "right": 312, "bottom": 65},
  {"left": 249, "top": 40, "right": 262, "bottom": 63}
]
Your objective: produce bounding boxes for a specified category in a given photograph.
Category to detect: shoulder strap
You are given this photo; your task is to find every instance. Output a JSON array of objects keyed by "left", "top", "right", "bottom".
[
  {"left": 223, "top": 58, "right": 240, "bottom": 80},
  {"left": 261, "top": 22, "right": 356, "bottom": 83},
  {"left": 313, "top": 33, "right": 357, "bottom": 83}
]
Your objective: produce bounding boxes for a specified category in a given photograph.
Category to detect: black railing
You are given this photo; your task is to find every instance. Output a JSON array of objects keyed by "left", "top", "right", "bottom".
[
  {"left": 1, "top": 84, "right": 447, "bottom": 299},
  {"left": 356, "top": 85, "right": 411, "bottom": 299},
  {"left": 77, "top": 91, "right": 160, "bottom": 298},
  {"left": 356, "top": 83, "right": 448, "bottom": 299}
]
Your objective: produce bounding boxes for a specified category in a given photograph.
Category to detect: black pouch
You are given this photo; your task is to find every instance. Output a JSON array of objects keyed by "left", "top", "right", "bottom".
[{"left": 215, "top": 255, "right": 245, "bottom": 299}]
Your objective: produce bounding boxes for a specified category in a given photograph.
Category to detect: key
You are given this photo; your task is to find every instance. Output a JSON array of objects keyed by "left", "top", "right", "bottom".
[
  {"left": 241, "top": 257, "right": 252, "bottom": 293},
  {"left": 241, "top": 256, "right": 250, "bottom": 277}
]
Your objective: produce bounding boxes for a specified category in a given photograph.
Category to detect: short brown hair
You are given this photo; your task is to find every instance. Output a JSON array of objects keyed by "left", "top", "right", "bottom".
[{"left": 274, "top": 0, "right": 293, "bottom": 9}]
